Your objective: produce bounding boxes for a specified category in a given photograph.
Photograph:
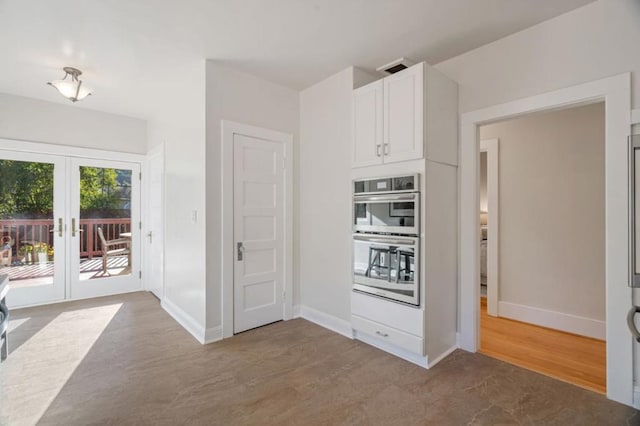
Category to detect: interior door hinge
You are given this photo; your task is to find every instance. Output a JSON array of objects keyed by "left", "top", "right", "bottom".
[
  {"left": 139, "top": 221, "right": 142, "bottom": 229},
  {"left": 139, "top": 172, "right": 142, "bottom": 180},
  {"left": 282, "top": 291, "right": 286, "bottom": 301},
  {"left": 139, "top": 271, "right": 142, "bottom": 279}
]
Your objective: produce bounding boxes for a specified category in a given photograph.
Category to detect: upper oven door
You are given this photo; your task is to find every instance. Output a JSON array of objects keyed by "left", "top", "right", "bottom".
[
  {"left": 352, "top": 234, "right": 419, "bottom": 306},
  {"left": 353, "top": 192, "right": 420, "bottom": 235}
]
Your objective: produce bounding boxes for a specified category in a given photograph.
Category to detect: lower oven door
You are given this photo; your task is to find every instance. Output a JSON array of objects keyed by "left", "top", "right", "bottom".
[{"left": 353, "top": 234, "right": 419, "bottom": 306}]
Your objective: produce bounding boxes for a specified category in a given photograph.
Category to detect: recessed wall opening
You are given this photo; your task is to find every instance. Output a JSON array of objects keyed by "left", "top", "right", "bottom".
[{"left": 476, "top": 101, "right": 606, "bottom": 393}]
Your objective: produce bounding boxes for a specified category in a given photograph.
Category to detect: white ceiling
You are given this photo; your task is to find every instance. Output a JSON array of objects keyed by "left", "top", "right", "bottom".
[{"left": 0, "top": 0, "right": 594, "bottom": 120}]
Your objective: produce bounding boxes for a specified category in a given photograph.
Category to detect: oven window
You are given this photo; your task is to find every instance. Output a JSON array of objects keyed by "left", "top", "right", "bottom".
[
  {"left": 389, "top": 202, "right": 414, "bottom": 217},
  {"left": 353, "top": 240, "right": 415, "bottom": 294},
  {"left": 354, "top": 200, "right": 416, "bottom": 229}
]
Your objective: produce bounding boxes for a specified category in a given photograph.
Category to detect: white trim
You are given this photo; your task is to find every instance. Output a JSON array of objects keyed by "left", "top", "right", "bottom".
[
  {"left": 296, "top": 304, "right": 455, "bottom": 370},
  {"left": 293, "top": 304, "right": 301, "bottom": 318},
  {"left": 498, "top": 301, "right": 605, "bottom": 340},
  {"left": 161, "top": 297, "right": 205, "bottom": 344},
  {"left": 460, "top": 73, "right": 632, "bottom": 406},
  {"left": 143, "top": 144, "right": 165, "bottom": 299},
  {"left": 354, "top": 330, "right": 428, "bottom": 368},
  {"left": 297, "top": 305, "right": 354, "bottom": 339},
  {"left": 427, "top": 345, "right": 458, "bottom": 369},
  {"left": 479, "top": 138, "right": 499, "bottom": 316},
  {"left": 221, "top": 120, "right": 294, "bottom": 339},
  {"left": 204, "top": 326, "right": 223, "bottom": 344},
  {"left": 0, "top": 138, "right": 145, "bottom": 162},
  {"left": 634, "top": 386, "right": 640, "bottom": 410},
  {"left": 631, "top": 108, "right": 640, "bottom": 125}
]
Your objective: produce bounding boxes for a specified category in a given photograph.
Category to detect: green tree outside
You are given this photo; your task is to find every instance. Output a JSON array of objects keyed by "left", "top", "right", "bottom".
[{"left": 0, "top": 160, "right": 131, "bottom": 219}]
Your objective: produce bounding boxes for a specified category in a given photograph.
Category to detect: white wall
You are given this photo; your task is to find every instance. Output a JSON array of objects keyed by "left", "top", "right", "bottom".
[
  {"left": 480, "top": 102, "right": 605, "bottom": 323},
  {"left": 435, "top": 0, "right": 640, "bottom": 114},
  {"left": 298, "top": 68, "right": 355, "bottom": 322},
  {"left": 0, "top": 92, "right": 146, "bottom": 153},
  {"left": 147, "top": 60, "right": 207, "bottom": 331},
  {"left": 205, "top": 61, "right": 299, "bottom": 329}
]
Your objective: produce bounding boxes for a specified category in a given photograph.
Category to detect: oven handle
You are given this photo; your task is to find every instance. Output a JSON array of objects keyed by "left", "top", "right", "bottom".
[
  {"left": 354, "top": 193, "right": 418, "bottom": 203},
  {"left": 353, "top": 234, "right": 416, "bottom": 246}
]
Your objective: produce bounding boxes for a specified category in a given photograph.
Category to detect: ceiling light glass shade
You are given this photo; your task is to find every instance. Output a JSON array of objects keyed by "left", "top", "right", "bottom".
[{"left": 48, "top": 67, "right": 93, "bottom": 102}]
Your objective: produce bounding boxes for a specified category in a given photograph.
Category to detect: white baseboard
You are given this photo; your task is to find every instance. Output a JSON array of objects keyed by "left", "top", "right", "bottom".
[
  {"left": 634, "top": 386, "right": 640, "bottom": 410},
  {"left": 292, "top": 304, "right": 301, "bottom": 318},
  {"left": 161, "top": 297, "right": 206, "bottom": 344},
  {"left": 427, "top": 345, "right": 458, "bottom": 369},
  {"left": 297, "top": 304, "right": 353, "bottom": 339},
  {"left": 204, "top": 326, "right": 223, "bottom": 344},
  {"left": 498, "top": 301, "right": 605, "bottom": 340},
  {"left": 354, "top": 330, "right": 428, "bottom": 368}
]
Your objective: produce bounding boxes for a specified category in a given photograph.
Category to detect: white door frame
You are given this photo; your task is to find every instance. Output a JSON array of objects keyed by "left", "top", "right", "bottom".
[
  {"left": 144, "top": 143, "right": 165, "bottom": 299},
  {"left": 480, "top": 138, "right": 499, "bottom": 317},
  {"left": 221, "top": 121, "right": 293, "bottom": 338},
  {"left": 459, "top": 73, "right": 632, "bottom": 405},
  {"left": 69, "top": 157, "right": 142, "bottom": 300},
  {"left": 0, "top": 149, "right": 67, "bottom": 308}
]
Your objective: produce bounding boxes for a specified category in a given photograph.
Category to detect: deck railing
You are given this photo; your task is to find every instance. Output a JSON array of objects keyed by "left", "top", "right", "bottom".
[{"left": 0, "top": 218, "right": 131, "bottom": 261}]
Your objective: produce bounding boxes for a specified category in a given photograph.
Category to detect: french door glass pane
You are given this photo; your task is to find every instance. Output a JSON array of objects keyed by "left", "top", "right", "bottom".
[
  {"left": 0, "top": 159, "right": 55, "bottom": 288},
  {"left": 78, "top": 166, "right": 132, "bottom": 281}
]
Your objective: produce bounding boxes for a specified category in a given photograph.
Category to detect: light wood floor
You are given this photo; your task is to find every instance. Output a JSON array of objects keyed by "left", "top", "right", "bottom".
[{"left": 479, "top": 297, "right": 606, "bottom": 394}]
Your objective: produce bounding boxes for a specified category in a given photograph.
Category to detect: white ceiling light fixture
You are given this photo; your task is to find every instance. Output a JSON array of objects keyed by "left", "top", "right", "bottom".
[{"left": 47, "top": 67, "right": 93, "bottom": 102}]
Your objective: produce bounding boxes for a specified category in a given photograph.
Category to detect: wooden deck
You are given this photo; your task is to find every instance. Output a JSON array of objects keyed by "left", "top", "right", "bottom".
[{"left": 1, "top": 256, "right": 130, "bottom": 288}]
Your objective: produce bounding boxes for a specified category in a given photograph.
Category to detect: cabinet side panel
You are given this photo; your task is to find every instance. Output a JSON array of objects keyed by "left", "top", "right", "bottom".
[
  {"left": 425, "top": 66, "right": 459, "bottom": 166},
  {"left": 424, "top": 161, "right": 458, "bottom": 361}
]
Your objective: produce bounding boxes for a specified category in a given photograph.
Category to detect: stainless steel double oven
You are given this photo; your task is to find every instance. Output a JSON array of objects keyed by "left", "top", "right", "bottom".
[{"left": 352, "top": 174, "right": 420, "bottom": 306}]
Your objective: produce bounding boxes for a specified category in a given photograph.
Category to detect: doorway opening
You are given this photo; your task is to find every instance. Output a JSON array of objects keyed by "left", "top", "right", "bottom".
[{"left": 476, "top": 102, "right": 606, "bottom": 393}]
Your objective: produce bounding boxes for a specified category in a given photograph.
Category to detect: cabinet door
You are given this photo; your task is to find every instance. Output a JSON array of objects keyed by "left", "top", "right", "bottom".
[
  {"left": 383, "top": 63, "right": 424, "bottom": 163},
  {"left": 352, "top": 80, "right": 384, "bottom": 167}
]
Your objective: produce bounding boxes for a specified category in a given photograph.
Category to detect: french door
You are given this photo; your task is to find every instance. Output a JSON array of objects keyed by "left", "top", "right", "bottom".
[{"left": 2, "top": 150, "right": 141, "bottom": 308}]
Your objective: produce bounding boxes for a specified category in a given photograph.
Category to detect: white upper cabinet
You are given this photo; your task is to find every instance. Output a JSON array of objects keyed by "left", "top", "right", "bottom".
[
  {"left": 383, "top": 63, "right": 424, "bottom": 164},
  {"left": 352, "top": 79, "right": 384, "bottom": 167},
  {"left": 352, "top": 62, "right": 458, "bottom": 168}
]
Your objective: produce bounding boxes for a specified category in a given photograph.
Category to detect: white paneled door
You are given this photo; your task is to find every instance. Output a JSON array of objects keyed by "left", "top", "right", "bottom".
[{"left": 233, "top": 133, "right": 285, "bottom": 333}]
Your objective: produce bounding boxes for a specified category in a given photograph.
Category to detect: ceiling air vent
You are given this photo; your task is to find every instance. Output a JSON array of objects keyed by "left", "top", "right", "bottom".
[{"left": 376, "top": 58, "right": 415, "bottom": 76}]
